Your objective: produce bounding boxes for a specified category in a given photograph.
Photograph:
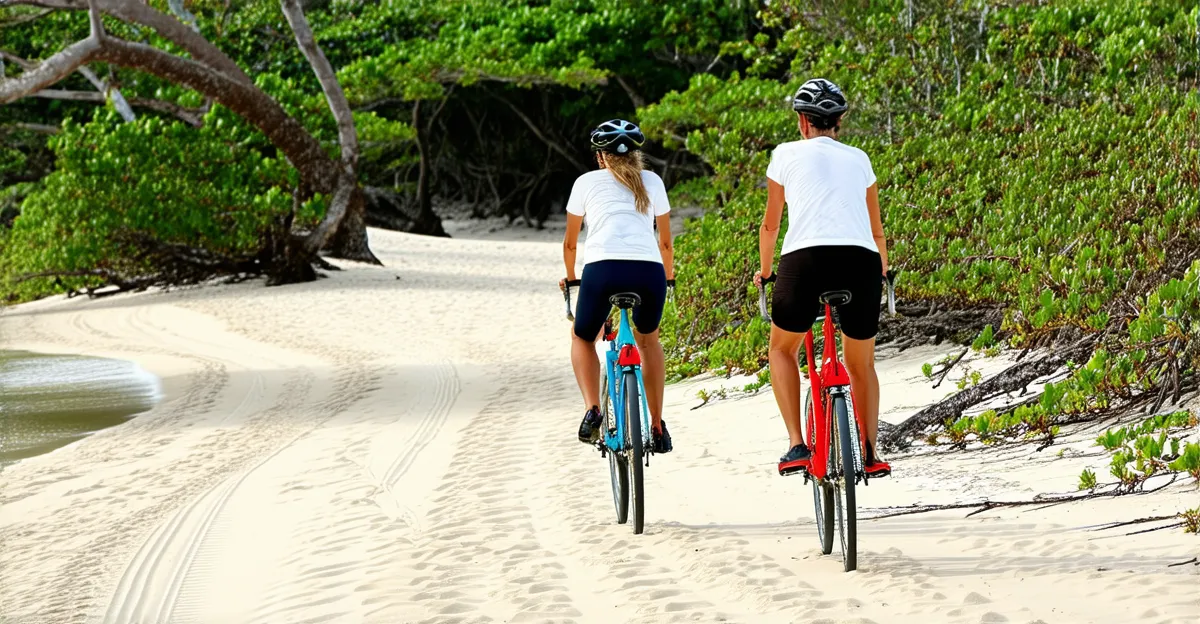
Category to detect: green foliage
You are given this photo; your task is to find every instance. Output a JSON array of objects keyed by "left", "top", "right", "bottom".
[
  {"left": 972, "top": 325, "right": 997, "bottom": 351},
  {"left": 1182, "top": 507, "right": 1200, "bottom": 533},
  {"left": 1086, "top": 409, "right": 1199, "bottom": 492},
  {"left": 646, "top": 1, "right": 1199, "bottom": 396},
  {"left": 0, "top": 109, "right": 321, "bottom": 300},
  {"left": 743, "top": 368, "right": 772, "bottom": 393},
  {"left": 1168, "top": 442, "right": 1200, "bottom": 482},
  {"left": 1078, "top": 467, "right": 1098, "bottom": 491}
]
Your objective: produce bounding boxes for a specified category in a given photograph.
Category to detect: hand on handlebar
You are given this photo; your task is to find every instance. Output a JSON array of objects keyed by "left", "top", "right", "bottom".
[{"left": 753, "top": 270, "right": 776, "bottom": 288}]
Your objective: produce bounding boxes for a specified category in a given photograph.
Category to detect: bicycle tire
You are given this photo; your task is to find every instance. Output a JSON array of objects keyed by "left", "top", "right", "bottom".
[
  {"left": 806, "top": 390, "right": 834, "bottom": 555},
  {"left": 602, "top": 367, "right": 629, "bottom": 524},
  {"left": 832, "top": 394, "right": 858, "bottom": 572},
  {"left": 624, "top": 370, "right": 645, "bottom": 535}
]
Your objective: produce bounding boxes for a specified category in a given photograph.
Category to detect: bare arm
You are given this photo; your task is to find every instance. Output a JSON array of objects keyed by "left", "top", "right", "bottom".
[
  {"left": 866, "top": 183, "right": 888, "bottom": 274},
  {"left": 656, "top": 213, "right": 674, "bottom": 280},
  {"left": 756, "top": 178, "right": 786, "bottom": 282},
  {"left": 562, "top": 213, "right": 584, "bottom": 282}
]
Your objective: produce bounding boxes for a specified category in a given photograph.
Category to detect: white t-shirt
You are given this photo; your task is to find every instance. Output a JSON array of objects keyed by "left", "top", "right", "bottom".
[
  {"left": 566, "top": 169, "right": 670, "bottom": 264},
  {"left": 766, "top": 136, "right": 878, "bottom": 255}
]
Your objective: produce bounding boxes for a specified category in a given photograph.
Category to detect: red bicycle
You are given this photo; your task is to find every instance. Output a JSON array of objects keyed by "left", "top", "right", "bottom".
[{"left": 758, "top": 271, "right": 895, "bottom": 572}]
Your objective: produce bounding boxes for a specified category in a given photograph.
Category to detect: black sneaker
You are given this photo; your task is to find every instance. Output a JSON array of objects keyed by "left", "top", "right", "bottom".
[
  {"left": 577, "top": 406, "right": 603, "bottom": 444},
  {"left": 652, "top": 420, "right": 673, "bottom": 454},
  {"left": 778, "top": 444, "right": 811, "bottom": 476}
]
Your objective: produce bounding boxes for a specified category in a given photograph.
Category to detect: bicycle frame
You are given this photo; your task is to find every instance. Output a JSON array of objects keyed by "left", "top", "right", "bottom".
[
  {"left": 600, "top": 307, "right": 652, "bottom": 455},
  {"left": 804, "top": 304, "right": 861, "bottom": 482}
]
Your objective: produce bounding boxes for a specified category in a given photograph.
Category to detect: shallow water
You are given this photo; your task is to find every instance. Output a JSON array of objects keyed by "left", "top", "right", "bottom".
[{"left": 0, "top": 350, "right": 160, "bottom": 467}]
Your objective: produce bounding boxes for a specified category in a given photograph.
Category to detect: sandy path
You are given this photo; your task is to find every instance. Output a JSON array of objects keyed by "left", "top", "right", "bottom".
[{"left": 1, "top": 229, "right": 1196, "bottom": 624}]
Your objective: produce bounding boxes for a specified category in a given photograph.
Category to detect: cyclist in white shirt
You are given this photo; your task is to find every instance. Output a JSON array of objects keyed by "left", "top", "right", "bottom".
[
  {"left": 753, "top": 79, "right": 892, "bottom": 478},
  {"left": 560, "top": 120, "right": 675, "bottom": 454}
]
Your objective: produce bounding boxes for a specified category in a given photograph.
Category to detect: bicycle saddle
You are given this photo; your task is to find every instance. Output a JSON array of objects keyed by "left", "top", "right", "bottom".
[
  {"left": 820, "top": 290, "right": 852, "bottom": 306},
  {"left": 609, "top": 292, "right": 641, "bottom": 309}
]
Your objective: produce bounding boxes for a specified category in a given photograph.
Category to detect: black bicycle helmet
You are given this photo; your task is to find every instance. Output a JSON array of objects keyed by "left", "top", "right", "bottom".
[
  {"left": 590, "top": 119, "right": 645, "bottom": 154},
  {"left": 791, "top": 78, "right": 848, "bottom": 115}
]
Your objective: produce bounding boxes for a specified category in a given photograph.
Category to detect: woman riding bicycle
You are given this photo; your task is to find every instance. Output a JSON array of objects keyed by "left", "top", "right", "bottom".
[
  {"left": 753, "top": 79, "right": 891, "bottom": 478},
  {"left": 560, "top": 120, "right": 675, "bottom": 454}
]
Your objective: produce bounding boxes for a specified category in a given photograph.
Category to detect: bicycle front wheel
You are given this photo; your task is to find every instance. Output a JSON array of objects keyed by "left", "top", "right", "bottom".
[
  {"left": 831, "top": 394, "right": 858, "bottom": 572},
  {"left": 806, "top": 390, "right": 834, "bottom": 555},
  {"left": 602, "top": 367, "right": 629, "bottom": 524},
  {"left": 623, "top": 370, "right": 645, "bottom": 535}
]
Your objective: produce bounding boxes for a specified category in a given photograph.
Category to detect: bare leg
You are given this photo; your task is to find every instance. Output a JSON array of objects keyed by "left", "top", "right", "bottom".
[
  {"left": 634, "top": 329, "right": 664, "bottom": 431},
  {"left": 570, "top": 329, "right": 601, "bottom": 410},
  {"left": 842, "top": 334, "right": 880, "bottom": 451},
  {"left": 769, "top": 324, "right": 807, "bottom": 448}
]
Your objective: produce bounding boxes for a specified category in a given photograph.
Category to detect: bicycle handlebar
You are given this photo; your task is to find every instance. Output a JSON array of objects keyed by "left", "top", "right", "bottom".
[
  {"left": 757, "top": 274, "right": 776, "bottom": 322},
  {"left": 563, "top": 278, "right": 677, "bottom": 321},
  {"left": 885, "top": 270, "right": 897, "bottom": 316},
  {"left": 755, "top": 270, "right": 899, "bottom": 322},
  {"left": 563, "top": 279, "right": 582, "bottom": 321}
]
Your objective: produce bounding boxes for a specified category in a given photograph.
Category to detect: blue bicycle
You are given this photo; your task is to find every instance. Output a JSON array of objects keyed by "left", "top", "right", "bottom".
[{"left": 564, "top": 281, "right": 654, "bottom": 534}]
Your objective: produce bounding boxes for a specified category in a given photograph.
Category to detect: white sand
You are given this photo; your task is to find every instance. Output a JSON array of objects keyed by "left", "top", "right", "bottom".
[{"left": 1, "top": 227, "right": 1197, "bottom": 624}]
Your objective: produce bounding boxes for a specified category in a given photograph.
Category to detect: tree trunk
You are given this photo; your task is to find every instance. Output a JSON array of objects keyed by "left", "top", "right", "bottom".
[
  {"left": 411, "top": 100, "right": 449, "bottom": 237},
  {"left": 324, "top": 187, "right": 380, "bottom": 261},
  {"left": 279, "top": 0, "right": 378, "bottom": 262}
]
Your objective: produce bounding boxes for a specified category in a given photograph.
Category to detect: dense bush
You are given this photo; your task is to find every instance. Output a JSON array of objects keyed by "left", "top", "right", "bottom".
[
  {"left": 645, "top": 1, "right": 1199, "bottom": 393},
  {"left": 0, "top": 109, "right": 316, "bottom": 299}
]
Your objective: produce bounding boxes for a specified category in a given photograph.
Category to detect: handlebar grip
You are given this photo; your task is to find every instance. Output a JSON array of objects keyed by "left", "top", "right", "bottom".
[
  {"left": 882, "top": 272, "right": 897, "bottom": 316},
  {"left": 563, "top": 278, "right": 581, "bottom": 321},
  {"left": 757, "top": 273, "right": 775, "bottom": 322}
]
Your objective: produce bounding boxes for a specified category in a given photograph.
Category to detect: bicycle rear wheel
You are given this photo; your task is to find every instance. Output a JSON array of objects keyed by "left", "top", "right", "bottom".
[
  {"left": 831, "top": 394, "right": 858, "bottom": 572},
  {"left": 623, "top": 370, "right": 645, "bottom": 535},
  {"left": 602, "top": 367, "right": 629, "bottom": 524},
  {"left": 806, "top": 390, "right": 834, "bottom": 555}
]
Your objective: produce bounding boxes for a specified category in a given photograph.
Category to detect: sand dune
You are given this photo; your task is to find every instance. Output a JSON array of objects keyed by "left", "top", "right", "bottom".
[{"left": 2, "top": 228, "right": 1196, "bottom": 623}]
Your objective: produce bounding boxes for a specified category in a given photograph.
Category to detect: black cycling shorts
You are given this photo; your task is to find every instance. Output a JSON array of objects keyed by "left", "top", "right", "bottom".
[
  {"left": 573, "top": 260, "right": 666, "bottom": 341},
  {"left": 772, "top": 245, "right": 883, "bottom": 340}
]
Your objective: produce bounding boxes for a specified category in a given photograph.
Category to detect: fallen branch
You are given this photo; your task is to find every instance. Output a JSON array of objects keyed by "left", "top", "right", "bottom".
[
  {"left": 1090, "top": 514, "right": 1179, "bottom": 532},
  {"left": 866, "top": 489, "right": 1116, "bottom": 520},
  {"left": 932, "top": 348, "right": 969, "bottom": 389},
  {"left": 880, "top": 340, "right": 1088, "bottom": 450}
]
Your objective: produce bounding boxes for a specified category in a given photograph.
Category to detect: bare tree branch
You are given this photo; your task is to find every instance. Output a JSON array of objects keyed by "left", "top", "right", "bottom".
[
  {"left": 166, "top": 0, "right": 198, "bottom": 32},
  {"left": 615, "top": 75, "right": 645, "bottom": 108},
  {"left": 31, "top": 88, "right": 205, "bottom": 126},
  {"left": 1, "top": 122, "right": 60, "bottom": 134},
  {"left": 86, "top": 0, "right": 103, "bottom": 38},
  {"left": 0, "top": 38, "right": 100, "bottom": 103},
  {"left": 491, "top": 92, "right": 589, "bottom": 174},
  {"left": 0, "top": 7, "right": 53, "bottom": 27},
  {"left": 279, "top": 0, "right": 356, "bottom": 170},
  {"left": 5, "top": 0, "right": 79, "bottom": 8},
  {"left": 77, "top": 64, "right": 135, "bottom": 121},
  {"left": 2, "top": 0, "right": 253, "bottom": 84},
  {"left": 0, "top": 1, "right": 80, "bottom": 9}
]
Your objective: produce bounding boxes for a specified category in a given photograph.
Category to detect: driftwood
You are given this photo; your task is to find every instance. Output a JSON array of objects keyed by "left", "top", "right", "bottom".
[{"left": 880, "top": 337, "right": 1093, "bottom": 451}]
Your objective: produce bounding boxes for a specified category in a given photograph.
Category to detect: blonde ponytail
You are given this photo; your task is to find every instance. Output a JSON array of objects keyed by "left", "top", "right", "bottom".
[{"left": 604, "top": 151, "right": 650, "bottom": 214}]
